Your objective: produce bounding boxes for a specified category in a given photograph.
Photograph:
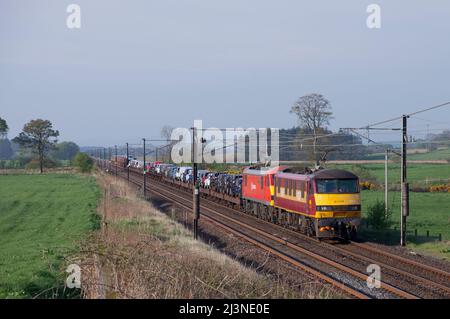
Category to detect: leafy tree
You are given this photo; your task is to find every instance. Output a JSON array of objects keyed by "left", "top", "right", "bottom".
[
  {"left": 74, "top": 152, "right": 94, "bottom": 173},
  {"left": 0, "top": 139, "right": 14, "bottom": 160},
  {"left": 51, "top": 141, "right": 80, "bottom": 161},
  {"left": 13, "top": 119, "right": 59, "bottom": 173},
  {"left": 0, "top": 115, "right": 13, "bottom": 160},
  {"left": 0, "top": 117, "right": 8, "bottom": 138}
]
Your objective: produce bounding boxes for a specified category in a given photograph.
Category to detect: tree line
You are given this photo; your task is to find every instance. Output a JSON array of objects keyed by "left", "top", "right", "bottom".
[{"left": 0, "top": 117, "right": 80, "bottom": 173}]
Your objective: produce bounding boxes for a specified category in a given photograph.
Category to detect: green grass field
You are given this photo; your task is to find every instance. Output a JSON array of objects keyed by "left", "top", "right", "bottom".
[
  {"left": 361, "top": 190, "right": 450, "bottom": 259},
  {"left": 330, "top": 163, "right": 450, "bottom": 185},
  {"left": 408, "top": 148, "right": 450, "bottom": 161},
  {"left": 362, "top": 191, "right": 450, "bottom": 239},
  {"left": 365, "top": 148, "right": 450, "bottom": 161},
  {"left": 0, "top": 174, "right": 100, "bottom": 298}
]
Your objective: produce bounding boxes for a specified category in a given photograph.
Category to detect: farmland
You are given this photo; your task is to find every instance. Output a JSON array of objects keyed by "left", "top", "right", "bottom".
[
  {"left": 360, "top": 190, "right": 450, "bottom": 259},
  {"left": 329, "top": 163, "right": 450, "bottom": 185},
  {"left": 408, "top": 148, "right": 450, "bottom": 161},
  {"left": 361, "top": 191, "right": 450, "bottom": 240},
  {"left": 330, "top": 160, "right": 450, "bottom": 259},
  {"left": 0, "top": 174, "right": 100, "bottom": 298},
  {"left": 365, "top": 148, "right": 450, "bottom": 161}
]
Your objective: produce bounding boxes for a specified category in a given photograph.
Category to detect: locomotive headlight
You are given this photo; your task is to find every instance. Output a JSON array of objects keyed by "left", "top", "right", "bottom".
[
  {"left": 317, "top": 206, "right": 333, "bottom": 211},
  {"left": 316, "top": 205, "right": 361, "bottom": 211}
]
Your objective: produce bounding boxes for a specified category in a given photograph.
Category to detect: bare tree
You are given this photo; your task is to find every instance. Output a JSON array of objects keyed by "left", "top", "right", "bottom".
[
  {"left": 290, "top": 94, "right": 333, "bottom": 164},
  {"left": 160, "top": 125, "right": 175, "bottom": 162},
  {"left": 160, "top": 125, "right": 174, "bottom": 141},
  {"left": 290, "top": 93, "right": 333, "bottom": 131}
]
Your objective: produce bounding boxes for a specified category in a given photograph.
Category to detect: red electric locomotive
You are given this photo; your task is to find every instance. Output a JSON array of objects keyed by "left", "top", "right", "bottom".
[{"left": 241, "top": 165, "right": 287, "bottom": 218}]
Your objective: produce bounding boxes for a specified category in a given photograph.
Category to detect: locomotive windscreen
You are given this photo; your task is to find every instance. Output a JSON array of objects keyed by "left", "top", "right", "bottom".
[{"left": 316, "top": 179, "right": 358, "bottom": 194}]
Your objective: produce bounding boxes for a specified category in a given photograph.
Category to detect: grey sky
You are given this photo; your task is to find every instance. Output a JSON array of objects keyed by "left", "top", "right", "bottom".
[{"left": 1, "top": 0, "right": 449, "bottom": 146}]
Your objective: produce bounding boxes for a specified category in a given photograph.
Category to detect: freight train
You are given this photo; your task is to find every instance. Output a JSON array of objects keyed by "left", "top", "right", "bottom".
[{"left": 108, "top": 157, "right": 361, "bottom": 240}]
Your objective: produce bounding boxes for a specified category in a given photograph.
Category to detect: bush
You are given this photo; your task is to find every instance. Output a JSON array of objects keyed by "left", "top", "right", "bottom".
[
  {"left": 0, "top": 160, "right": 25, "bottom": 169},
  {"left": 429, "top": 184, "right": 450, "bottom": 193},
  {"left": 359, "top": 181, "right": 379, "bottom": 190},
  {"left": 365, "top": 199, "right": 391, "bottom": 230},
  {"left": 74, "top": 153, "right": 94, "bottom": 173},
  {"left": 25, "top": 158, "right": 57, "bottom": 169},
  {"left": 350, "top": 165, "right": 378, "bottom": 184}
]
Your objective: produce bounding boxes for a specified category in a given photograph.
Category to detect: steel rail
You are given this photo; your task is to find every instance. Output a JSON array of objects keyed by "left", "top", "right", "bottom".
[
  {"left": 349, "top": 242, "right": 450, "bottom": 281},
  {"left": 158, "top": 170, "right": 450, "bottom": 292},
  {"left": 101, "top": 162, "right": 448, "bottom": 299},
  {"left": 149, "top": 168, "right": 450, "bottom": 294},
  {"left": 119, "top": 167, "right": 417, "bottom": 299},
  {"left": 146, "top": 177, "right": 418, "bottom": 299},
  {"left": 117, "top": 168, "right": 370, "bottom": 298}
]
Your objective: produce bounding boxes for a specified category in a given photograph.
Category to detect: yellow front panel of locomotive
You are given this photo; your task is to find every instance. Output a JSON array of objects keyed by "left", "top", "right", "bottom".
[{"left": 314, "top": 193, "right": 361, "bottom": 218}]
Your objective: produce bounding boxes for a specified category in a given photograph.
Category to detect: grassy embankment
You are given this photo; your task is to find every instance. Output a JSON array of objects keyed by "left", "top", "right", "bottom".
[
  {"left": 79, "top": 172, "right": 338, "bottom": 299},
  {"left": 0, "top": 174, "right": 100, "bottom": 298}
]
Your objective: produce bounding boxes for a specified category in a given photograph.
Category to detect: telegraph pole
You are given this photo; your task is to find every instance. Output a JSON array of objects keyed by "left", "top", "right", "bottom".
[
  {"left": 385, "top": 149, "right": 388, "bottom": 217},
  {"left": 126, "top": 142, "right": 130, "bottom": 184},
  {"left": 108, "top": 147, "right": 111, "bottom": 172},
  {"left": 103, "top": 148, "right": 106, "bottom": 170},
  {"left": 143, "top": 138, "right": 147, "bottom": 199},
  {"left": 114, "top": 145, "right": 118, "bottom": 176},
  {"left": 192, "top": 127, "right": 200, "bottom": 240},
  {"left": 400, "top": 115, "right": 409, "bottom": 246}
]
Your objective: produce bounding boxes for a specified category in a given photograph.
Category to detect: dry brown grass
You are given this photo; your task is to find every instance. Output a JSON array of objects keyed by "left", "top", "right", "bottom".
[{"left": 78, "top": 172, "right": 334, "bottom": 299}]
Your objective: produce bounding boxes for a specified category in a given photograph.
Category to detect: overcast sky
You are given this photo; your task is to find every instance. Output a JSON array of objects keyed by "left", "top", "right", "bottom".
[{"left": 1, "top": 0, "right": 449, "bottom": 146}]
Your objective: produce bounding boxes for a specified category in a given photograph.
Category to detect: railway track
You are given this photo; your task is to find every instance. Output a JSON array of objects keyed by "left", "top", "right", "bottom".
[
  {"left": 152, "top": 174, "right": 450, "bottom": 298},
  {"left": 346, "top": 241, "right": 450, "bottom": 285},
  {"left": 140, "top": 172, "right": 450, "bottom": 297},
  {"left": 104, "top": 164, "right": 446, "bottom": 299},
  {"left": 100, "top": 161, "right": 450, "bottom": 298},
  {"left": 114, "top": 170, "right": 367, "bottom": 298}
]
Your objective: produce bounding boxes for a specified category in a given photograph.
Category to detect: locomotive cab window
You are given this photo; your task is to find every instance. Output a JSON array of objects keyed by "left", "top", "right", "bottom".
[{"left": 316, "top": 179, "right": 359, "bottom": 194}]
